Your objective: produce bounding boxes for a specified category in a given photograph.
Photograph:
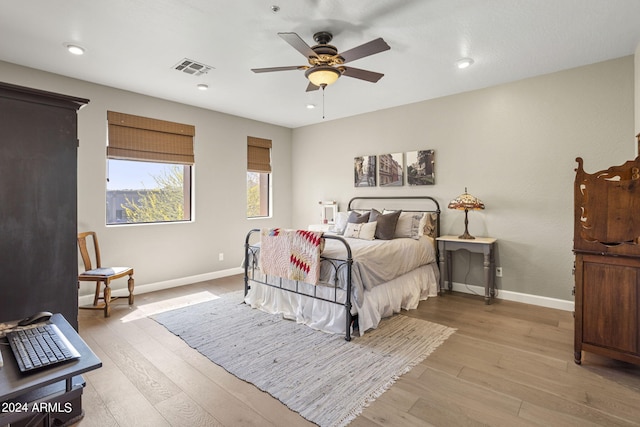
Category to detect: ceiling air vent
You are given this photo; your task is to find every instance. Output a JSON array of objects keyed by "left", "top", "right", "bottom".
[{"left": 173, "top": 59, "right": 214, "bottom": 76}]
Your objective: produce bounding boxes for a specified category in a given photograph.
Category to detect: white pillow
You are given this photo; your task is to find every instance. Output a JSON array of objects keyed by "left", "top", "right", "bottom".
[
  {"left": 385, "top": 210, "right": 425, "bottom": 239},
  {"left": 418, "top": 213, "right": 428, "bottom": 236},
  {"left": 344, "top": 221, "right": 377, "bottom": 240},
  {"left": 419, "top": 212, "right": 437, "bottom": 238},
  {"left": 332, "top": 211, "right": 350, "bottom": 234}
]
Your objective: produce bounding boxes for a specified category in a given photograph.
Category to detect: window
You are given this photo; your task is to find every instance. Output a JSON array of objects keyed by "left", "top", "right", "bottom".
[
  {"left": 247, "top": 136, "right": 271, "bottom": 218},
  {"left": 106, "top": 111, "right": 194, "bottom": 225}
]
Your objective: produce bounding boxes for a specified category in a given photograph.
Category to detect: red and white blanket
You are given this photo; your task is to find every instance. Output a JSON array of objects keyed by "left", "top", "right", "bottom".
[{"left": 259, "top": 228, "right": 324, "bottom": 285}]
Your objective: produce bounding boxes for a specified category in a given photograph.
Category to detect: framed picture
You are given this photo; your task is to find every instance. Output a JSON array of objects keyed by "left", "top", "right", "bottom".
[
  {"left": 407, "top": 149, "right": 435, "bottom": 185},
  {"left": 378, "top": 153, "right": 404, "bottom": 187},
  {"left": 354, "top": 155, "right": 377, "bottom": 187}
]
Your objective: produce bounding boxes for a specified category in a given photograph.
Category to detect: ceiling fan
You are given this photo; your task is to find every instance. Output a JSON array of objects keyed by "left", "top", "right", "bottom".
[{"left": 251, "top": 31, "right": 390, "bottom": 92}]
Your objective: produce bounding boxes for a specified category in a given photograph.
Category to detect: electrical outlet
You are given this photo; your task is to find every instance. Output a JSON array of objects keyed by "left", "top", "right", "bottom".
[
  {"left": 496, "top": 267, "right": 503, "bottom": 277},
  {"left": 218, "top": 253, "right": 224, "bottom": 261}
]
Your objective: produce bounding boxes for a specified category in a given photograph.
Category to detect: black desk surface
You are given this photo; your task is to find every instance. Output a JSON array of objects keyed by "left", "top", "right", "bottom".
[{"left": 0, "top": 313, "right": 102, "bottom": 402}]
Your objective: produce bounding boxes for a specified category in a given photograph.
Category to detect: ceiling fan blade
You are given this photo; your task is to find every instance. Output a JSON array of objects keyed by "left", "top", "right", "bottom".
[
  {"left": 342, "top": 66, "right": 385, "bottom": 83},
  {"left": 251, "top": 66, "right": 304, "bottom": 73},
  {"left": 306, "top": 82, "right": 320, "bottom": 92},
  {"left": 340, "top": 38, "right": 390, "bottom": 63},
  {"left": 278, "top": 32, "right": 318, "bottom": 59}
]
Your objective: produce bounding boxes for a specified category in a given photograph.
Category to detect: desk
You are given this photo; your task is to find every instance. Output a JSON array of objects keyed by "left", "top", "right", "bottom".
[
  {"left": 0, "top": 314, "right": 101, "bottom": 426},
  {"left": 437, "top": 235, "right": 497, "bottom": 304}
]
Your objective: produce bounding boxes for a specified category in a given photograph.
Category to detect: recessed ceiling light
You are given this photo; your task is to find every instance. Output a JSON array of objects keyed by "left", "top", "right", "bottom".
[
  {"left": 65, "top": 44, "right": 85, "bottom": 55},
  {"left": 306, "top": 104, "right": 316, "bottom": 109},
  {"left": 456, "top": 58, "right": 474, "bottom": 69},
  {"left": 197, "top": 84, "right": 209, "bottom": 91},
  {"left": 271, "top": 5, "right": 280, "bottom": 13}
]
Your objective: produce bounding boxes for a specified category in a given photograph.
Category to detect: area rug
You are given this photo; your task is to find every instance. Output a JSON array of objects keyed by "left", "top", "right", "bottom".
[{"left": 152, "top": 291, "right": 455, "bottom": 427}]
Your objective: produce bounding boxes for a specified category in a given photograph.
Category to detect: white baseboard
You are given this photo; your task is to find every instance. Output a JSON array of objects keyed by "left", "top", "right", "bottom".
[
  {"left": 448, "top": 282, "right": 574, "bottom": 312},
  {"left": 79, "top": 270, "right": 574, "bottom": 313},
  {"left": 78, "top": 267, "right": 244, "bottom": 307}
]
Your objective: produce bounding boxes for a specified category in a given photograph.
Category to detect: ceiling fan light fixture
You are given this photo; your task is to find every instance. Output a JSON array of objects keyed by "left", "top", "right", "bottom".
[{"left": 305, "top": 66, "right": 341, "bottom": 87}]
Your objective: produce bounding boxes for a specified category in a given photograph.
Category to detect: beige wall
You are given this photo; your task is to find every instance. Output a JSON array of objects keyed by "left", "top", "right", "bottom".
[
  {"left": 0, "top": 60, "right": 293, "bottom": 297},
  {"left": 291, "top": 56, "right": 635, "bottom": 302},
  {"left": 636, "top": 43, "right": 640, "bottom": 155},
  {"left": 0, "top": 55, "right": 635, "bottom": 305}
]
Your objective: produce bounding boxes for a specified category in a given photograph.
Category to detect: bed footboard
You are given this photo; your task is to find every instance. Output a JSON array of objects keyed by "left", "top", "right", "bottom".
[{"left": 244, "top": 228, "right": 354, "bottom": 341}]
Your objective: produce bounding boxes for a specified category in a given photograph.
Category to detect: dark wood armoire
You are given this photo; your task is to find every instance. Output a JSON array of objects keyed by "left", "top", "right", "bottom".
[
  {"left": 573, "top": 150, "right": 640, "bottom": 365},
  {"left": 0, "top": 82, "right": 88, "bottom": 330}
]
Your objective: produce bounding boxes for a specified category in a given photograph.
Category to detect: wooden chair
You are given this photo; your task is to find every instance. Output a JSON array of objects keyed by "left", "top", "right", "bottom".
[{"left": 77, "top": 231, "right": 134, "bottom": 317}]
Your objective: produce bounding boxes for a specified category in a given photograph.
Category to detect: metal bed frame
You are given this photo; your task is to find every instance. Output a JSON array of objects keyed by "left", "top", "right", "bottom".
[{"left": 243, "top": 196, "right": 441, "bottom": 341}]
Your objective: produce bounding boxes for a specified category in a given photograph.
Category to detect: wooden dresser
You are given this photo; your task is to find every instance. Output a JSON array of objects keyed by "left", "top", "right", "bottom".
[{"left": 573, "top": 152, "right": 640, "bottom": 365}]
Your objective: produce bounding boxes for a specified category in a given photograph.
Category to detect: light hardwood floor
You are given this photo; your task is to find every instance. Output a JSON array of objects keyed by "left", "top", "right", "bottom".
[{"left": 74, "top": 275, "right": 640, "bottom": 426}]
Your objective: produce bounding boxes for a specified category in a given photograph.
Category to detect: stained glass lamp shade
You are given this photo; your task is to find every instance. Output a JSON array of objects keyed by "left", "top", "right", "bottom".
[{"left": 448, "top": 188, "right": 485, "bottom": 239}]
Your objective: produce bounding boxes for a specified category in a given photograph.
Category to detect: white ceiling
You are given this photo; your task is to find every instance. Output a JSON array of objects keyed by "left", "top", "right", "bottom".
[{"left": 1, "top": 0, "right": 640, "bottom": 129}]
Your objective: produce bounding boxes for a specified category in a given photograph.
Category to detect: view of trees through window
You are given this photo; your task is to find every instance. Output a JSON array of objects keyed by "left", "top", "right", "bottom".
[{"left": 106, "top": 160, "right": 191, "bottom": 225}]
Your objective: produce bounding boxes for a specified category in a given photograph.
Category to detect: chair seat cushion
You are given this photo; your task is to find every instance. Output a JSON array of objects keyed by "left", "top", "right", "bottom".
[{"left": 81, "top": 267, "right": 130, "bottom": 277}]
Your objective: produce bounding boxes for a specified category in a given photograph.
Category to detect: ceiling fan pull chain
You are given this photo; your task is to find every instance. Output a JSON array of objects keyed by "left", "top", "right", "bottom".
[{"left": 322, "top": 85, "right": 326, "bottom": 119}]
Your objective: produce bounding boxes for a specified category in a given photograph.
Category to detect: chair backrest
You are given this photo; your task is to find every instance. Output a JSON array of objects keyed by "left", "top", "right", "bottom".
[{"left": 77, "top": 231, "right": 102, "bottom": 272}]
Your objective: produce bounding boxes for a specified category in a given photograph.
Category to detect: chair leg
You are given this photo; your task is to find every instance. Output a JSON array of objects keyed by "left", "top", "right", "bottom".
[
  {"left": 103, "top": 283, "right": 112, "bottom": 317},
  {"left": 93, "top": 281, "right": 101, "bottom": 306},
  {"left": 127, "top": 274, "right": 135, "bottom": 305}
]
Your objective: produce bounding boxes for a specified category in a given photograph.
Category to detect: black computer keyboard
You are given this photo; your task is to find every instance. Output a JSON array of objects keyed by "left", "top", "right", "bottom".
[{"left": 6, "top": 324, "right": 81, "bottom": 372}]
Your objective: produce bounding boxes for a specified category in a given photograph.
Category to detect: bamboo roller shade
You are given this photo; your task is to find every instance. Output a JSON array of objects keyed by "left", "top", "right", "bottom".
[
  {"left": 107, "top": 111, "right": 195, "bottom": 165},
  {"left": 248, "top": 136, "right": 272, "bottom": 173}
]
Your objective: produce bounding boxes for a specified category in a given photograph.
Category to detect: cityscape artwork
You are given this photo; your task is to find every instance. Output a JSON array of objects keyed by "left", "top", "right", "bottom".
[
  {"left": 378, "top": 153, "right": 404, "bottom": 186},
  {"left": 406, "top": 150, "right": 435, "bottom": 185},
  {"left": 354, "top": 155, "right": 377, "bottom": 187}
]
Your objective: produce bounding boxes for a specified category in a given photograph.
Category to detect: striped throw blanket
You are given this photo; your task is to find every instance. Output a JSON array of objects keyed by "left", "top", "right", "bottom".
[{"left": 259, "top": 228, "right": 324, "bottom": 285}]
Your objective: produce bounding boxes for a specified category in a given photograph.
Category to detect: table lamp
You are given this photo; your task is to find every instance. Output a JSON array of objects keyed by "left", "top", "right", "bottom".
[{"left": 448, "top": 188, "right": 485, "bottom": 239}]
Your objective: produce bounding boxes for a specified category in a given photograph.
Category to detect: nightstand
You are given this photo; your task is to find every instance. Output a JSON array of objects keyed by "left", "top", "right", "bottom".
[
  {"left": 436, "top": 235, "right": 497, "bottom": 304},
  {"left": 308, "top": 223, "right": 334, "bottom": 232}
]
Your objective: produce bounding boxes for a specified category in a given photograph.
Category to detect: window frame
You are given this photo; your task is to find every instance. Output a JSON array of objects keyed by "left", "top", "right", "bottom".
[
  {"left": 106, "top": 160, "right": 193, "bottom": 226},
  {"left": 247, "top": 171, "right": 270, "bottom": 218},
  {"left": 247, "top": 136, "right": 272, "bottom": 219},
  {"left": 106, "top": 111, "right": 195, "bottom": 226}
]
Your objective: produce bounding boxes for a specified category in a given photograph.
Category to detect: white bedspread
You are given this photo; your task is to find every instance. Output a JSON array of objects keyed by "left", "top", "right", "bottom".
[
  {"left": 245, "top": 263, "right": 439, "bottom": 336},
  {"left": 245, "top": 234, "right": 439, "bottom": 336},
  {"left": 322, "top": 235, "right": 435, "bottom": 288},
  {"left": 248, "top": 235, "right": 436, "bottom": 307},
  {"left": 318, "top": 235, "right": 435, "bottom": 307}
]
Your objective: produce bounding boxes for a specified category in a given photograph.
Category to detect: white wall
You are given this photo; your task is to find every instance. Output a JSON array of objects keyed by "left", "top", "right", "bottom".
[
  {"left": 0, "top": 60, "right": 293, "bottom": 297},
  {"left": 291, "top": 56, "right": 635, "bottom": 302}
]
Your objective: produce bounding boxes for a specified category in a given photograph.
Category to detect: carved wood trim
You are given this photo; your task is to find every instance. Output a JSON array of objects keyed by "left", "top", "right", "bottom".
[{"left": 574, "top": 155, "right": 640, "bottom": 256}]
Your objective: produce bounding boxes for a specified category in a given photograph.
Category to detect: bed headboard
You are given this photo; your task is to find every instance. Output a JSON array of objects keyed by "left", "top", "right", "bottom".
[{"left": 347, "top": 196, "right": 441, "bottom": 238}]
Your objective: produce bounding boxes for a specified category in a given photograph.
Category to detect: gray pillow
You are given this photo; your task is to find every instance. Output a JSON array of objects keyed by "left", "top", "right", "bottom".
[
  {"left": 369, "top": 209, "right": 401, "bottom": 240},
  {"left": 347, "top": 210, "right": 370, "bottom": 224}
]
